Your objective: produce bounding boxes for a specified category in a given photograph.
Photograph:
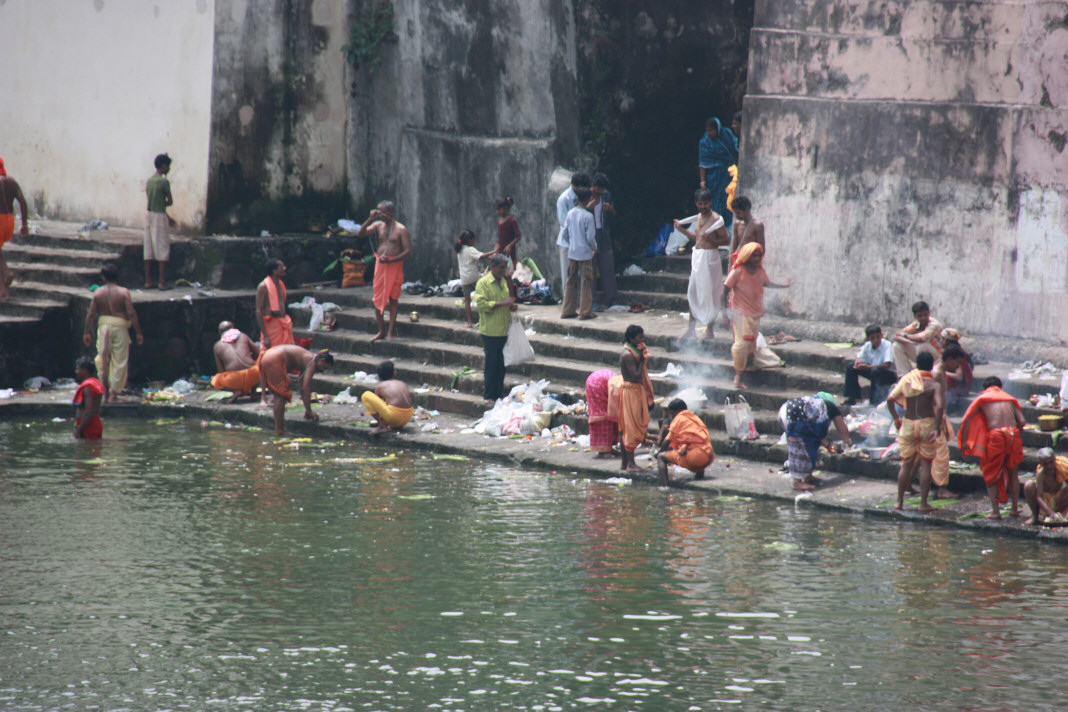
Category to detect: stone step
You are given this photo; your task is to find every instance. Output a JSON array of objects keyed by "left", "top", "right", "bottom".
[
  {"left": 0, "top": 294, "right": 71, "bottom": 319},
  {"left": 617, "top": 271, "right": 691, "bottom": 294},
  {"left": 7, "top": 262, "right": 102, "bottom": 290},
  {"left": 2, "top": 241, "right": 122, "bottom": 269}
]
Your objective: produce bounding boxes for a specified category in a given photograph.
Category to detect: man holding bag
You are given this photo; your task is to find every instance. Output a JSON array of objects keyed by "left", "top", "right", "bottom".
[{"left": 476, "top": 254, "right": 517, "bottom": 403}]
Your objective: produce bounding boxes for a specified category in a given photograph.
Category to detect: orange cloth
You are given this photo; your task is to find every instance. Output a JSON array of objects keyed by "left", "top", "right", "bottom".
[
  {"left": 75, "top": 415, "right": 103, "bottom": 440},
  {"left": 888, "top": 369, "right": 933, "bottom": 407},
  {"left": 957, "top": 386, "right": 1023, "bottom": 458},
  {"left": 619, "top": 382, "right": 650, "bottom": 451},
  {"left": 664, "top": 410, "right": 714, "bottom": 472},
  {"left": 262, "top": 276, "right": 286, "bottom": 312},
  {"left": 0, "top": 213, "right": 13, "bottom": 248},
  {"left": 260, "top": 277, "right": 294, "bottom": 346},
  {"left": 372, "top": 256, "right": 404, "bottom": 312},
  {"left": 981, "top": 427, "right": 1023, "bottom": 503},
  {"left": 724, "top": 265, "right": 768, "bottom": 318},
  {"left": 211, "top": 365, "right": 261, "bottom": 396},
  {"left": 257, "top": 350, "right": 292, "bottom": 402},
  {"left": 0, "top": 157, "right": 6, "bottom": 175}
]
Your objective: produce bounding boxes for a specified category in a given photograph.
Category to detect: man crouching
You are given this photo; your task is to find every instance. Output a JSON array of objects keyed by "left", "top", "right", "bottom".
[
  {"left": 656, "top": 398, "right": 714, "bottom": 486},
  {"left": 361, "top": 360, "right": 414, "bottom": 435},
  {"left": 257, "top": 345, "right": 333, "bottom": 436}
]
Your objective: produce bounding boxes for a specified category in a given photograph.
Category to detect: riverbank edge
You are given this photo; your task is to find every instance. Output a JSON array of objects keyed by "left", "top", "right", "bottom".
[{"left": 4, "top": 394, "right": 1066, "bottom": 547}]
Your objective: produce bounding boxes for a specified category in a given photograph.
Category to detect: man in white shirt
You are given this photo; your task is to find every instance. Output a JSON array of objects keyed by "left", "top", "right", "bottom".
[
  {"left": 555, "top": 172, "right": 590, "bottom": 293},
  {"left": 560, "top": 187, "right": 597, "bottom": 320},
  {"left": 844, "top": 324, "right": 896, "bottom": 405}
]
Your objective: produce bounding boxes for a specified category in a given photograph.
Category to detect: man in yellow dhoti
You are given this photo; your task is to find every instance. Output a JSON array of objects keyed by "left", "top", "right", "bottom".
[{"left": 83, "top": 264, "right": 144, "bottom": 403}]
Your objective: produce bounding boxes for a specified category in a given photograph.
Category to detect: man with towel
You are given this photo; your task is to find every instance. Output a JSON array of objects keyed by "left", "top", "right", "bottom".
[
  {"left": 358, "top": 201, "right": 411, "bottom": 342},
  {"left": 83, "top": 264, "right": 144, "bottom": 403},
  {"left": 0, "top": 156, "right": 30, "bottom": 301},
  {"left": 361, "top": 360, "right": 414, "bottom": 435},
  {"left": 958, "top": 376, "right": 1025, "bottom": 519},
  {"left": 257, "top": 345, "right": 334, "bottom": 436},
  {"left": 675, "top": 188, "right": 729, "bottom": 343},
  {"left": 257, "top": 259, "right": 295, "bottom": 349},
  {"left": 887, "top": 352, "right": 943, "bottom": 513},
  {"left": 211, "top": 321, "right": 262, "bottom": 403},
  {"left": 656, "top": 398, "right": 714, "bottom": 485}
]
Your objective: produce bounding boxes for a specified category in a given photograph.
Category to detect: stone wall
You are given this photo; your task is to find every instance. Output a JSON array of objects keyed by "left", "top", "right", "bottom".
[
  {"left": 205, "top": 0, "right": 350, "bottom": 233},
  {"left": 742, "top": 0, "right": 1068, "bottom": 342},
  {"left": 345, "top": 0, "right": 580, "bottom": 288},
  {"left": 0, "top": 0, "right": 215, "bottom": 229}
]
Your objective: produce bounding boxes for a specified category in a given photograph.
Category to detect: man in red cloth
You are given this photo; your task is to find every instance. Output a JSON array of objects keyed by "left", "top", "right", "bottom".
[
  {"left": 657, "top": 398, "right": 714, "bottom": 485},
  {"left": 957, "top": 376, "right": 1025, "bottom": 519},
  {"left": 256, "top": 259, "right": 294, "bottom": 349},
  {"left": 73, "top": 358, "right": 105, "bottom": 440},
  {"left": 357, "top": 201, "right": 411, "bottom": 342},
  {"left": 257, "top": 345, "right": 334, "bottom": 436},
  {"left": 0, "top": 156, "right": 30, "bottom": 301}
]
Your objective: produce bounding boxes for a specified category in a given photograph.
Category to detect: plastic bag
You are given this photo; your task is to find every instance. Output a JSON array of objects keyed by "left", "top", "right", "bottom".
[
  {"left": 644, "top": 222, "right": 673, "bottom": 257},
  {"left": 503, "top": 318, "right": 535, "bottom": 366},
  {"left": 24, "top": 376, "right": 52, "bottom": 391},
  {"left": 1059, "top": 371, "right": 1068, "bottom": 407},
  {"left": 724, "top": 396, "right": 758, "bottom": 440},
  {"left": 309, "top": 301, "right": 324, "bottom": 332}
]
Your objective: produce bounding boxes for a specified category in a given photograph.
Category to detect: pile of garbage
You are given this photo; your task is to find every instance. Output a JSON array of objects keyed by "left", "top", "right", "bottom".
[{"left": 472, "top": 379, "right": 585, "bottom": 439}]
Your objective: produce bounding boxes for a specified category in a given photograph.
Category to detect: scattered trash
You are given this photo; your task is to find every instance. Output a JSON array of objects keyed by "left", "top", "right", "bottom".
[
  {"left": 260, "top": 230, "right": 272, "bottom": 237},
  {"left": 605, "top": 304, "right": 630, "bottom": 312},
  {"left": 649, "top": 363, "right": 683, "bottom": 378},
  {"left": 203, "top": 391, "right": 232, "bottom": 402},
  {"left": 79, "top": 219, "right": 109, "bottom": 232},
  {"left": 332, "top": 387, "right": 359, "bottom": 404},
  {"left": 0, "top": 388, "right": 15, "bottom": 399},
  {"left": 169, "top": 379, "right": 196, "bottom": 395},
  {"left": 337, "top": 219, "right": 360, "bottom": 232},
  {"left": 623, "top": 264, "right": 647, "bottom": 276}
]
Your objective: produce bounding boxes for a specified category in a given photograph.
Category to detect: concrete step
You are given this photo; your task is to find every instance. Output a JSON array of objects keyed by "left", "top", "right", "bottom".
[
  {"left": 7, "top": 262, "right": 101, "bottom": 290},
  {"left": 3, "top": 241, "right": 122, "bottom": 269}
]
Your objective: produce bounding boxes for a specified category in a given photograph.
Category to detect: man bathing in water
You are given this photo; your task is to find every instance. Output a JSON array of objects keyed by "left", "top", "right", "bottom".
[
  {"left": 361, "top": 360, "right": 414, "bottom": 435},
  {"left": 957, "top": 376, "right": 1025, "bottom": 519},
  {"left": 257, "top": 345, "right": 334, "bottom": 436},
  {"left": 358, "top": 201, "right": 412, "bottom": 342},
  {"left": 887, "top": 352, "right": 943, "bottom": 513},
  {"left": 211, "top": 321, "right": 263, "bottom": 403}
]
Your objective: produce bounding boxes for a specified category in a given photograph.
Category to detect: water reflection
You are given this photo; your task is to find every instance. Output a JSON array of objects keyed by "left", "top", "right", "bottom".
[{"left": 1, "top": 421, "right": 1067, "bottom": 711}]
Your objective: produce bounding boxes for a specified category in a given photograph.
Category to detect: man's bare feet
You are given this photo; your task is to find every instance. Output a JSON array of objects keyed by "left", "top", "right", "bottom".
[
  {"left": 370, "top": 331, "right": 386, "bottom": 342},
  {"left": 917, "top": 505, "right": 936, "bottom": 514},
  {"left": 985, "top": 512, "right": 1002, "bottom": 520},
  {"left": 369, "top": 424, "right": 391, "bottom": 435},
  {"left": 1009, "top": 509, "right": 1021, "bottom": 517},
  {"left": 933, "top": 488, "right": 958, "bottom": 499},
  {"left": 793, "top": 480, "right": 815, "bottom": 491},
  {"left": 1025, "top": 516, "right": 1039, "bottom": 526},
  {"left": 893, "top": 502, "right": 904, "bottom": 510},
  {"left": 732, "top": 375, "right": 747, "bottom": 390}
]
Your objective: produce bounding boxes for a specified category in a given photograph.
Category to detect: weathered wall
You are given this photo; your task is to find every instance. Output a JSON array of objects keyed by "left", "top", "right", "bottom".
[
  {"left": 0, "top": 0, "right": 215, "bottom": 230},
  {"left": 742, "top": 0, "right": 1068, "bottom": 342},
  {"left": 346, "top": 0, "right": 580, "bottom": 287},
  {"left": 206, "top": 0, "right": 350, "bottom": 232}
]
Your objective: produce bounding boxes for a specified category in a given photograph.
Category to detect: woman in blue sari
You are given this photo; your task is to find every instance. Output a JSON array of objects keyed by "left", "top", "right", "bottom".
[
  {"left": 698, "top": 117, "right": 739, "bottom": 231},
  {"left": 780, "top": 392, "right": 854, "bottom": 491}
]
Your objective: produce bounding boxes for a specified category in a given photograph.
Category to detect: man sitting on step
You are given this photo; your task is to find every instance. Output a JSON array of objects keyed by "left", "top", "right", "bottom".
[{"left": 211, "top": 320, "right": 263, "bottom": 403}]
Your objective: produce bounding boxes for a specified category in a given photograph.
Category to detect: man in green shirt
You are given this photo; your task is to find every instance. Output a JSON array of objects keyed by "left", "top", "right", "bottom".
[
  {"left": 475, "top": 254, "right": 516, "bottom": 403},
  {"left": 144, "top": 153, "right": 176, "bottom": 289}
]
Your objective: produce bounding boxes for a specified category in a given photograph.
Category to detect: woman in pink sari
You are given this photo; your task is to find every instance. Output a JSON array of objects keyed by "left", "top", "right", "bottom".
[{"left": 586, "top": 368, "right": 619, "bottom": 458}]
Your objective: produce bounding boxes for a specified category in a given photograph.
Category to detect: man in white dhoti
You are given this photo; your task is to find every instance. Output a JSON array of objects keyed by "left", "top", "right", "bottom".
[{"left": 675, "top": 188, "right": 729, "bottom": 343}]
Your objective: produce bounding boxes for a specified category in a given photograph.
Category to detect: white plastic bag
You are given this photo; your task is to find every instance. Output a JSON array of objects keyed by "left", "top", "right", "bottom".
[
  {"left": 503, "top": 318, "right": 535, "bottom": 366},
  {"left": 1059, "top": 371, "right": 1068, "bottom": 407},
  {"left": 724, "top": 396, "right": 758, "bottom": 440},
  {"left": 309, "top": 301, "right": 325, "bottom": 332}
]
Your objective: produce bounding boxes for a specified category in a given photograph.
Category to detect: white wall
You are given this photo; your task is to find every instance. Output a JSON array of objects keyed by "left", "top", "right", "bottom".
[{"left": 0, "top": 0, "right": 215, "bottom": 229}]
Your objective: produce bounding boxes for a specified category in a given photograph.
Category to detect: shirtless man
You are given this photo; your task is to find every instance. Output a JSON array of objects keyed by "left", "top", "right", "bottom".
[
  {"left": 675, "top": 188, "right": 729, "bottom": 343},
  {"left": 929, "top": 345, "right": 966, "bottom": 499},
  {"left": 957, "top": 376, "right": 1025, "bottom": 519},
  {"left": 256, "top": 259, "right": 294, "bottom": 349},
  {"left": 84, "top": 264, "right": 145, "bottom": 403},
  {"left": 357, "top": 201, "right": 412, "bottom": 342},
  {"left": 211, "top": 321, "right": 263, "bottom": 403},
  {"left": 887, "top": 352, "right": 943, "bottom": 512},
  {"left": 256, "top": 345, "right": 334, "bottom": 436},
  {"left": 361, "top": 360, "right": 415, "bottom": 435},
  {"left": 0, "top": 157, "right": 30, "bottom": 301},
  {"left": 1024, "top": 447, "right": 1068, "bottom": 525}
]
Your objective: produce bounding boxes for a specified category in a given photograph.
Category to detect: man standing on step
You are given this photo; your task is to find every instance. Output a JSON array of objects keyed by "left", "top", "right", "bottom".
[
  {"left": 84, "top": 263, "right": 145, "bottom": 403},
  {"left": 211, "top": 320, "right": 263, "bottom": 403},
  {"left": 555, "top": 172, "right": 590, "bottom": 293},
  {"left": 144, "top": 153, "right": 176, "bottom": 290},
  {"left": 590, "top": 173, "right": 618, "bottom": 308},
  {"left": 358, "top": 201, "right": 411, "bottom": 342},
  {"left": 560, "top": 187, "right": 598, "bottom": 320},
  {"left": 0, "top": 156, "right": 30, "bottom": 301},
  {"left": 617, "top": 325, "right": 654, "bottom": 472},
  {"left": 257, "top": 259, "right": 294, "bottom": 349},
  {"left": 957, "top": 375, "right": 1025, "bottom": 520},
  {"left": 675, "top": 187, "right": 728, "bottom": 343},
  {"left": 887, "top": 351, "right": 942, "bottom": 513}
]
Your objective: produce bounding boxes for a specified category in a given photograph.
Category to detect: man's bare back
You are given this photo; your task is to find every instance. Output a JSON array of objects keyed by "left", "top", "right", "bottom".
[
  {"left": 904, "top": 379, "right": 939, "bottom": 420},
  {"left": 214, "top": 333, "right": 259, "bottom": 372},
  {"left": 731, "top": 215, "right": 765, "bottom": 255},
  {"left": 88, "top": 283, "right": 135, "bottom": 320},
  {"left": 376, "top": 378, "right": 413, "bottom": 409},
  {"left": 979, "top": 399, "right": 1024, "bottom": 430}
]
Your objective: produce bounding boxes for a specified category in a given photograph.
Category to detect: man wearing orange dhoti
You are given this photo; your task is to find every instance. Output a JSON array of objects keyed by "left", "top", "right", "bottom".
[
  {"left": 358, "top": 201, "right": 411, "bottom": 342},
  {"left": 256, "top": 259, "right": 294, "bottom": 349},
  {"left": 957, "top": 376, "right": 1025, "bottom": 520}
]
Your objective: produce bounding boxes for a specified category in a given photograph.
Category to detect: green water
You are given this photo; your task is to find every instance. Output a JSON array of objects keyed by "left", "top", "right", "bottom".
[{"left": 1, "top": 420, "right": 1065, "bottom": 711}]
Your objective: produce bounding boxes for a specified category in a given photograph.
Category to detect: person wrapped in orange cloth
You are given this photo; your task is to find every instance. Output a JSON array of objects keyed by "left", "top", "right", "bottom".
[
  {"left": 357, "top": 200, "right": 411, "bottom": 342},
  {"left": 616, "top": 324, "right": 655, "bottom": 473},
  {"left": 256, "top": 259, "right": 294, "bottom": 349},
  {"left": 73, "top": 358, "right": 105, "bottom": 440},
  {"left": 657, "top": 398, "right": 714, "bottom": 485},
  {"left": 957, "top": 376, "right": 1025, "bottom": 519},
  {"left": 257, "top": 345, "right": 333, "bottom": 436},
  {"left": 210, "top": 321, "right": 262, "bottom": 403}
]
